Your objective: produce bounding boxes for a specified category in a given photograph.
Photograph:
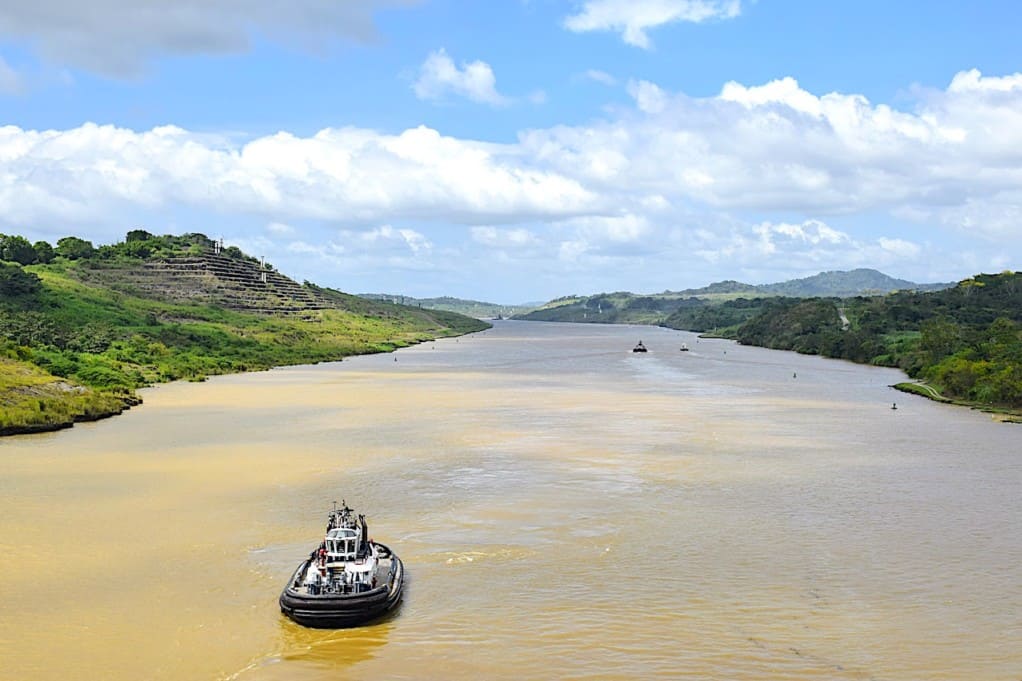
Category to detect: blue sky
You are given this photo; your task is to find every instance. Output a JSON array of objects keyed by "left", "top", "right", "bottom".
[{"left": 2, "top": 1, "right": 1021, "bottom": 303}]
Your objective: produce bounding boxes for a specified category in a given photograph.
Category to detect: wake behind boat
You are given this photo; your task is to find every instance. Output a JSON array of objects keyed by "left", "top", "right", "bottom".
[{"left": 279, "top": 502, "right": 404, "bottom": 628}]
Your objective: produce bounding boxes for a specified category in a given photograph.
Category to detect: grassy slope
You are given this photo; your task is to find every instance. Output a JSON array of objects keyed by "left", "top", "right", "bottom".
[
  {"left": 1, "top": 265, "right": 489, "bottom": 435},
  {"left": 0, "top": 358, "right": 137, "bottom": 435}
]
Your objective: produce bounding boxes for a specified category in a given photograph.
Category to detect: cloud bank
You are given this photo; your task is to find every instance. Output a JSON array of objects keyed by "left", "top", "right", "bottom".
[
  {"left": 0, "top": 0, "right": 419, "bottom": 75},
  {"left": 2, "top": 69, "right": 1020, "bottom": 295}
]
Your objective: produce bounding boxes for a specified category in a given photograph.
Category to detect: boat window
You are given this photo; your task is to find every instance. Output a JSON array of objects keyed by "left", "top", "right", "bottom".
[{"left": 326, "top": 528, "right": 358, "bottom": 559}]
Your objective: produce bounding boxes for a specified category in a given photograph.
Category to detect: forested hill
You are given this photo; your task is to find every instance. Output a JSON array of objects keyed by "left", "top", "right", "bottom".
[
  {"left": 669, "top": 272, "right": 1022, "bottom": 415},
  {"left": 757, "top": 268, "right": 950, "bottom": 297},
  {"left": 0, "top": 231, "right": 489, "bottom": 435},
  {"left": 358, "top": 293, "right": 532, "bottom": 318},
  {"left": 515, "top": 268, "right": 948, "bottom": 325}
]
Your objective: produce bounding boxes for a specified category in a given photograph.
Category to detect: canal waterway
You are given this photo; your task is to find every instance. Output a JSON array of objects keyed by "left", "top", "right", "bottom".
[{"left": 1, "top": 321, "right": 1020, "bottom": 680}]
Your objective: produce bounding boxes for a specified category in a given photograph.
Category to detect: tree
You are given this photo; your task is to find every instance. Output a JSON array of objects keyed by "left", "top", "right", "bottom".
[
  {"left": 920, "top": 317, "right": 962, "bottom": 363},
  {"left": 55, "top": 236, "right": 95, "bottom": 260},
  {"left": 0, "top": 235, "right": 38, "bottom": 265},
  {"left": 120, "top": 240, "right": 152, "bottom": 259},
  {"left": 126, "top": 229, "right": 155, "bottom": 242},
  {"left": 32, "top": 241, "right": 55, "bottom": 264},
  {"left": 0, "top": 262, "right": 42, "bottom": 296}
]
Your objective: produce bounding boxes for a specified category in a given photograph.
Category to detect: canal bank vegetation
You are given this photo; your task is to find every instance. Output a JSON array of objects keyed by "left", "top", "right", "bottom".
[
  {"left": 0, "top": 231, "right": 489, "bottom": 435},
  {"left": 664, "top": 272, "right": 1022, "bottom": 418}
]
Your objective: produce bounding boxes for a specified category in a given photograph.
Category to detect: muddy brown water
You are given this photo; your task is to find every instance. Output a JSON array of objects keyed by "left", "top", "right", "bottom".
[{"left": 2, "top": 321, "right": 1020, "bottom": 680}]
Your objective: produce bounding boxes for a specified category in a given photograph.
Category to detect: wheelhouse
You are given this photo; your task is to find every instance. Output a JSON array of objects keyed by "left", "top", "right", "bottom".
[{"left": 325, "top": 527, "right": 360, "bottom": 562}]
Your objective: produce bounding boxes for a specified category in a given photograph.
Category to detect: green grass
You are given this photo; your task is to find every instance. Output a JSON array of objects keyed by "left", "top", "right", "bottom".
[
  {"left": 0, "top": 358, "right": 136, "bottom": 434},
  {"left": 3, "top": 255, "right": 489, "bottom": 435},
  {"left": 892, "top": 381, "right": 951, "bottom": 402}
]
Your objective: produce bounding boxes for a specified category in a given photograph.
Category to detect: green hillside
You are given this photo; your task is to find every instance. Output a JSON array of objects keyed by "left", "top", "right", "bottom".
[
  {"left": 0, "top": 231, "right": 489, "bottom": 435},
  {"left": 757, "top": 268, "right": 949, "bottom": 297},
  {"left": 515, "top": 292, "right": 685, "bottom": 324},
  {"left": 669, "top": 272, "right": 1022, "bottom": 417},
  {"left": 515, "top": 269, "right": 947, "bottom": 325}
]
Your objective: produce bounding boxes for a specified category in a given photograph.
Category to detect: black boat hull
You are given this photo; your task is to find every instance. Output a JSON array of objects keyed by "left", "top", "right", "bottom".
[{"left": 279, "top": 545, "right": 404, "bottom": 628}]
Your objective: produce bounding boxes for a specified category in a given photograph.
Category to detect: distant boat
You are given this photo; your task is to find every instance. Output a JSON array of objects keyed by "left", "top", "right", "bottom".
[
  {"left": 680, "top": 343, "right": 689, "bottom": 352},
  {"left": 632, "top": 341, "right": 648, "bottom": 353}
]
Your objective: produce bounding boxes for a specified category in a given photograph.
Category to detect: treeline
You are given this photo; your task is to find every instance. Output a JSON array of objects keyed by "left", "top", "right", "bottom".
[
  {"left": 521, "top": 292, "right": 685, "bottom": 324},
  {"left": 664, "top": 272, "right": 1022, "bottom": 411},
  {"left": 0, "top": 230, "right": 262, "bottom": 268},
  {"left": 663, "top": 296, "right": 767, "bottom": 334}
]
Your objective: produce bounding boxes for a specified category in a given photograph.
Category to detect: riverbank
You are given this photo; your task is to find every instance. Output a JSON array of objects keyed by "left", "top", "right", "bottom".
[
  {"left": 893, "top": 380, "right": 1022, "bottom": 423},
  {"left": 0, "top": 325, "right": 486, "bottom": 437},
  {"left": 0, "top": 358, "right": 139, "bottom": 436},
  {"left": 2, "top": 232, "right": 492, "bottom": 436}
]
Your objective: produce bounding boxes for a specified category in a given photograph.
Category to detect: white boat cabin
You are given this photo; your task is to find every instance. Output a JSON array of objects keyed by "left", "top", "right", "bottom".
[{"left": 325, "top": 526, "right": 361, "bottom": 563}]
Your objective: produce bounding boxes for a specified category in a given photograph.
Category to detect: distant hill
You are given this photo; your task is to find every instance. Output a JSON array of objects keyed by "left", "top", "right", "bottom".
[
  {"left": 360, "top": 293, "right": 534, "bottom": 319},
  {"left": 757, "top": 268, "right": 950, "bottom": 297},
  {"left": 515, "top": 269, "right": 952, "bottom": 325}
]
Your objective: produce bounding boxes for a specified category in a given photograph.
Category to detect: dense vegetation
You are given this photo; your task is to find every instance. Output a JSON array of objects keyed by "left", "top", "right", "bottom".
[
  {"left": 515, "top": 268, "right": 945, "bottom": 325},
  {"left": 662, "top": 297, "right": 770, "bottom": 335},
  {"left": 1, "top": 231, "right": 489, "bottom": 435},
  {"left": 515, "top": 292, "right": 684, "bottom": 324},
  {"left": 665, "top": 272, "right": 1022, "bottom": 414}
]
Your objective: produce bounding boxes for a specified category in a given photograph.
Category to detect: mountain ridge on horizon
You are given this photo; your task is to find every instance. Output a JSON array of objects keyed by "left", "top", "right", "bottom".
[
  {"left": 514, "top": 268, "right": 957, "bottom": 325},
  {"left": 365, "top": 268, "right": 955, "bottom": 314}
]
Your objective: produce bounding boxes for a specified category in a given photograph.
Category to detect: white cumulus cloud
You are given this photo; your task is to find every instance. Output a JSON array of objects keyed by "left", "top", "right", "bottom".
[
  {"left": 564, "top": 0, "right": 742, "bottom": 48},
  {"left": 413, "top": 49, "right": 509, "bottom": 106},
  {"left": 519, "top": 69, "right": 1022, "bottom": 240},
  {"left": 341, "top": 225, "right": 432, "bottom": 255},
  {"left": 3, "top": 69, "right": 1022, "bottom": 293},
  {"left": 627, "top": 79, "right": 668, "bottom": 114},
  {"left": 0, "top": 122, "right": 599, "bottom": 230},
  {"left": 694, "top": 219, "right": 922, "bottom": 275}
]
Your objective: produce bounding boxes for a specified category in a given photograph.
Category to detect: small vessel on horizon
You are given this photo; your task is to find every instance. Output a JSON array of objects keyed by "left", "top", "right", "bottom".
[
  {"left": 279, "top": 501, "right": 404, "bottom": 628},
  {"left": 632, "top": 341, "right": 648, "bottom": 353}
]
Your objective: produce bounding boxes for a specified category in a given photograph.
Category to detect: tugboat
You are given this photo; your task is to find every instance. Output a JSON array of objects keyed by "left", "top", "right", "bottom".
[
  {"left": 632, "top": 341, "right": 648, "bottom": 353},
  {"left": 279, "top": 501, "right": 404, "bottom": 628}
]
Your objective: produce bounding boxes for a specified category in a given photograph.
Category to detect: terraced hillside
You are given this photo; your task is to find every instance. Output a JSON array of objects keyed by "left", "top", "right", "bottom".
[
  {"left": 1, "top": 231, "right": 490, "bottom": 435},
  {"left": 75, "top": 252, "right": 331, "bottom": 315}
]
